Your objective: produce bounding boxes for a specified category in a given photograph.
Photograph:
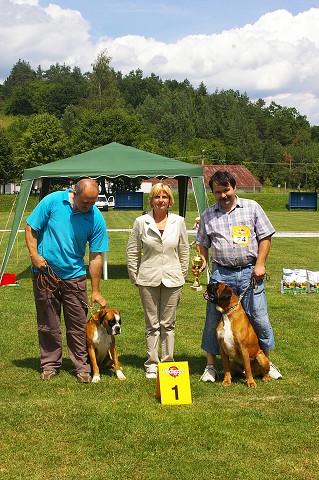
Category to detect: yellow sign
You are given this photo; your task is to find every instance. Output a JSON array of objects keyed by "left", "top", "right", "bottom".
[
  {"left": 232, "top": 225, "right": 250, "bottom": 247},
  {"left": 156, "top": 361, "right": 192, "bottom": 405}
]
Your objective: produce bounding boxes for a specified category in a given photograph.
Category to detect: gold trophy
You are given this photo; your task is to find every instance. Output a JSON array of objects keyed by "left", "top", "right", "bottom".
[{"left": 191, "top": 248, "right": 204, "bottom": 291}]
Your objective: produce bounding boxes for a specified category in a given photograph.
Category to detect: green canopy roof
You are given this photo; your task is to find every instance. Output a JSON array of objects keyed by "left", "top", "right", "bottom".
[{"left": 24, "top": 142, "right": 203, "bottom": 180}]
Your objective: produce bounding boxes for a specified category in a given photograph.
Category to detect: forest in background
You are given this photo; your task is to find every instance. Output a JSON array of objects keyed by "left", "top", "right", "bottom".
[{"left": 1, "top": 51, "right": 319, "bottom": 192}]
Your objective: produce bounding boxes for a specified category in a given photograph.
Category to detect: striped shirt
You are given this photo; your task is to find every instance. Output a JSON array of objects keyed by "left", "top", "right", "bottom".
[{"left": 196, "top": 196, "right": 275, "bottom": 267}]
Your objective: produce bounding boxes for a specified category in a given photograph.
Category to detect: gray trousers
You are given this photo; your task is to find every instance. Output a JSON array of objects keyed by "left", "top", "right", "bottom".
[
  {"left": 32, "top": 273, "right": 91, "bottom": 374},
  {"left": 138, "top": 284, "right": 182, "bottom": 373}
]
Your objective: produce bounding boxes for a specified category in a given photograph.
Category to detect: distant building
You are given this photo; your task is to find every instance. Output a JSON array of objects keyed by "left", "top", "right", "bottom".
[
  {"left": 141, "top": 165, "right": 262, "bottom": 193},
  {"left": 1, "top": 183, "right": 20, "bottom": 194}
]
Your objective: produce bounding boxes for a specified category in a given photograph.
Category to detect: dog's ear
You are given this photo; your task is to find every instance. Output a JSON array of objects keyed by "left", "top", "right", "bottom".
[
  {"left": 98, "top": 307, "right": 107, "bottom": 322},
  {"left": 212, "top": 282, "right": 220, "bottom": 293},
  {"left": 219, "top": 287, "right": 232, "bottom": 302},
  {"left": 207, "top": 282, "right": 219, "bottom": 292}
]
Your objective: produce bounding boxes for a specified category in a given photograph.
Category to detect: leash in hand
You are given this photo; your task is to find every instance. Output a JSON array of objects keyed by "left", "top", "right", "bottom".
[
  {"left": 36, "top": 262, "right": 93, "bottom": 312},
  {"left": 36, "top": 264, "right": 62, "bottom": 292}
]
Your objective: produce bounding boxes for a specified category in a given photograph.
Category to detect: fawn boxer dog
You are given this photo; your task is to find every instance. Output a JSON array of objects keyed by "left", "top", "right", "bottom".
[
  {"left": 204, "top": 282, "right": 270, "bottom": 388},
  {"left": 86, "top": 307, "right": 126, "bottom": 383}
]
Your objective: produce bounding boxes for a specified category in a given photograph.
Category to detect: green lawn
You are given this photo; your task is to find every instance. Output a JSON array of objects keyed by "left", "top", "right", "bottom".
[{"left": 1, "top": 196, "right": 319, "bottom": 479}]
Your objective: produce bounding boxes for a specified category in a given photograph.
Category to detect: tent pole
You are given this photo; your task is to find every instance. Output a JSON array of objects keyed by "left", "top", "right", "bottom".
[
  {"left": 40, "top": 178, "right": 51, "bottom": 199},
  {"left": 0, "top": 179, "right": 33, "bottom": 280},
  {"left": 177, "top": 177, "right": 188, "bottom": 217}
]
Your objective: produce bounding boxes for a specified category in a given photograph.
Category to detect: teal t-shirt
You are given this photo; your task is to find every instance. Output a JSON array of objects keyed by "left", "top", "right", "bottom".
[{"left": 26, "top": 189, "right": 108, "bottom": 279}]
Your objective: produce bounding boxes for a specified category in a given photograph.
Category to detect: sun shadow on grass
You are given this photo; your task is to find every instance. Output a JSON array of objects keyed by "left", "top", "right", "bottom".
[
  {"left": 174, "top": 355, "right": 223, "bottom": 376},
  {"left": 13, "top": 357, "right": 39, "bottom": 371},
  {"left": 13, "top": 356, "right": 74, "bottom": 372},
  {"left": 13, "top": 355, "right": 144, "bottom": 374},
  {"left": 16, "top": 267, "right": 32, "bottom": 280},
  {"left": 12, "top": 353, "right": 216, "bottom": 379},
  {"left": 106, "top": 264, "right": 129, "bottom": 279},
  {"left": 118, "top": 354, "right": 145, "bottom": 370},
  {"left": 119, "top": 354, "right": 215, "bottom": 377}
]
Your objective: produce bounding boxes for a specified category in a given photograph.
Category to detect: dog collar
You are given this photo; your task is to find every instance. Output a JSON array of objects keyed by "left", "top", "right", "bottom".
[{"left": 222, "top": 303, "right": 240, "bottom": 315}]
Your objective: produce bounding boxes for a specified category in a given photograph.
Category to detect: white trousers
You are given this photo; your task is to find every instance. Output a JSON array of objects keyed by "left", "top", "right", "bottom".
[{"left": 138, "top": 284, "right": 183, "bottom": 373}]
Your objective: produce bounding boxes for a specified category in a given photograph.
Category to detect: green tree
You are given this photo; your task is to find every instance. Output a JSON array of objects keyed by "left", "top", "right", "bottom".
[
  {"left": 2, "top": 58, "right": 318, "bottom": 184},
  {"left": 0, "top": 128, "right": 17, "bottom": 192},
  {"left": 61, "top": 105, "right": 78, "bottom": 137},
  {"left": 5, "top": 62, "right": 86, "bottom": 116},
  {"left": 86, "top": 50, "right": 123, "bottom": 112},
  {"left": 110, "top": 177, "right": 141, "bottom": 192},
  {"left": 38, "top": 63, "right": 87, "bottom": 116},
  {"left": 311, "top": 125, "right": 319, "bottom": 142},
  {"left": 100, "top": 108, "right": 143, "bottom": 145},
  {"left": 143, "top": 73, "right": 163, "bottom": 99},
  {"left": 117, "top": 69, "right": 145, "bottom": 108},
  {"left": 204, "top": 140, "right": 227, "bottom": 164},
  {"left": 32, "top": 81, "right": 84, "bottom": 117},
  {"left": 267, "top": 103, "right": 310, "bottom": 146},
  {"left": 309, "top": 160, "right": 319, "bottom": 191},
  {"left": 138, "top": 85, "right": 196, "bottom": 144},
  {"left": 4, "top": 83, "right": 37, "bottom": 115},
  {"left": 67, "top": 109, "right": 104, "bottom": 154},
  {"left": 68, "top": 108, "right": 143, "bottom": 154},
  {"left": 18, "top": 113, "right": 67, "bottom": 169},
  {"left": 6, "top": 116, "right": 32, "bottom": 152},
  {"left": 117, "top": 70, "right": 163, "bottom": 108},
  {"left": 2, "top": 59, "right": 36, "bottom": 99}
]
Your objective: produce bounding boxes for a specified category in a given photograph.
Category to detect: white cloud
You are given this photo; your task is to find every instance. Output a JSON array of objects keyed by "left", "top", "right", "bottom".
[
  {"left": 1, "top": 1, "right": 319, "bottom": 124},
  {"left": 11, "top": 0, "right": 39, "bottom": 5},
  {"left": 1, "top": 0, "right": 95, "bottom": 73},
  {"left": 264, "top": 92, "right": 319, "bottom": 122}
]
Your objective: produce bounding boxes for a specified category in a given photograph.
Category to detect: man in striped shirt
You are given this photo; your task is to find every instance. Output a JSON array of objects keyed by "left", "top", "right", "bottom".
[{"left": 196, "top": 170, "right": 282, "bottom": 383}]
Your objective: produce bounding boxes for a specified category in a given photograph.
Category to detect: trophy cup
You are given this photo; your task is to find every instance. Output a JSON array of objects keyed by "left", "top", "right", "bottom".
[{"left": 191, "top": 250, "right": 204, "bottom": 291}]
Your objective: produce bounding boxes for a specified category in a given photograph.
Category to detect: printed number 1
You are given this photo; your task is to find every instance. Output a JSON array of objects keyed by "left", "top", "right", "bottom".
[{"left": 172, "top": 385, "right": 179, "bottom": 400}]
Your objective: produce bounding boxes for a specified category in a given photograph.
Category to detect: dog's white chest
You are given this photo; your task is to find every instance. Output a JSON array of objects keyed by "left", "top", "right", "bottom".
[
  {"left": 217, "top": 314, "right": 236, "bottom": 355},
  {"left": 93, "top": 326, "right": 112, "bottom": 364}
]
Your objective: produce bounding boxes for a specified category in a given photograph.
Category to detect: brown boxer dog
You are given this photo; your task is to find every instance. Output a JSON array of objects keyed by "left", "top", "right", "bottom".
[
  {"left": 204, "top": 282, "right": 270, "bottom": 388},
  {"left": 86, "top": 307, "right": 126, "bottom": 383}
]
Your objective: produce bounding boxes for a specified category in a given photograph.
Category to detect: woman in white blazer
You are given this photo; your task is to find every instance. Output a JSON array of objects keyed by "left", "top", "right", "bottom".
[{"left": 126, "top": 183, "right": 189, "bottom": 378}]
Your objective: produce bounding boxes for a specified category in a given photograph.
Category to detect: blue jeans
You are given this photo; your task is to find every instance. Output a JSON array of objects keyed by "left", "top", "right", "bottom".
[{"left": 201, "top": 264, "right": 275, "bottom": 355}]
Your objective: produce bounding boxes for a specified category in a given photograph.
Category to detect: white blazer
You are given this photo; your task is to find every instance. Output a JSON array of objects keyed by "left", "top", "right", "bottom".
[{"left": 126, "top": 211, "right": 190, "bottom": 287}]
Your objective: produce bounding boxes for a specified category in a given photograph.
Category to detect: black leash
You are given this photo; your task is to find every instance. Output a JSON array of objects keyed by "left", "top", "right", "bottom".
[
  {"left": 203, "top": 273, "right": 270, "bottom": 305},
  {"left": 237, "top": 275, "right": 257, "bottom": 302}
]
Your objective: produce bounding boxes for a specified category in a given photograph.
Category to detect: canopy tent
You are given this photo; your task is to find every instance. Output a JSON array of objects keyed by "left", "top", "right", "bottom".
[{"left": 1, "top": 142, "right": 206, "bottom": 279}]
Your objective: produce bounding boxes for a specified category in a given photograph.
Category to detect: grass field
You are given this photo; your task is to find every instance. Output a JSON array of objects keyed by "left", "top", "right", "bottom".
[{"left": 1, "top": 194, "right": 319, "bottom": 479}]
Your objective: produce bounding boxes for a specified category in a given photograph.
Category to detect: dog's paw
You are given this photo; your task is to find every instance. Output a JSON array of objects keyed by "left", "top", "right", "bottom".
[
  {"left": 222, "top": 380, "right": 232, "bottom": 387},
  {"left": 116, "top": 370, "right": 126, "bottom": 381},
  {"left": 222, "top": 372, "right": 232, "bottom": 387},
  {"left": 247, "top": 380, "right": 257, "bottom": 388},
  {"left": 92, "top": 375, "right": 101, "bottom": 383}
]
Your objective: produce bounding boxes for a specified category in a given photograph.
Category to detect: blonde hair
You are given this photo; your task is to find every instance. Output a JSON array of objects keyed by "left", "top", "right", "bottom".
[{"left": 149, "top": 183, "right": 174, "bottom": 207}]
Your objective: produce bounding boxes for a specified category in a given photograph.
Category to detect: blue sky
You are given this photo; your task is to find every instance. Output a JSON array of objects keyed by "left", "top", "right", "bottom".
[
  {"left": 38, "top": 0, "right": 319, "bottom": 41},
  {"left": 2, "top": 0, "right": 319, "bottom": 124}
]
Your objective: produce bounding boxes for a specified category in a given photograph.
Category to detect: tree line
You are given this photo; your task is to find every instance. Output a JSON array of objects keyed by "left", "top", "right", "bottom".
[{"left": 1, "top": 51, "right": 319, "bottom": 192}]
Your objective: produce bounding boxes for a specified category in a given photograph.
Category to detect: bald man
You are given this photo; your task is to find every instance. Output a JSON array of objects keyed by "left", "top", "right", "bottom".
[{"left": 26, "top": 179, "right": 108, "bottom": 383}]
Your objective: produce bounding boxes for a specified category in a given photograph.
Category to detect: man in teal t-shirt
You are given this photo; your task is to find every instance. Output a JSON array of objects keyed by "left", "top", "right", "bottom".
[{"left": 25, "top": 178, "right": 108, "bottom": 383}]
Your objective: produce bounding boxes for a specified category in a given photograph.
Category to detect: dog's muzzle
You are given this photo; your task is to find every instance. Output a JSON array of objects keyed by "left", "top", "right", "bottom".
[
  {"left": 203, "top": 290, "right": 211, "bottom": 301},
  {"left": 203, "top": 291, "right": 216, "bottom": 304},
  {"left": 113, "top": 325, "right": 121, "bottom": 335},
  {"left": 203, "top": 284, "right": 218, "bottom": 304},
  {"left": 106, "top": 318, "right": 122, "bottom": 336}
]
